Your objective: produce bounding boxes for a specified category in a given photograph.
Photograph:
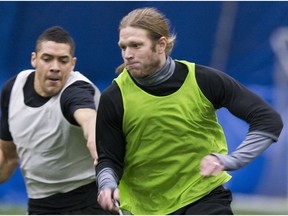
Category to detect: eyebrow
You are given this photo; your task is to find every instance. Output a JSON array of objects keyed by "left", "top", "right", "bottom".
[{"left": 41, "top": 53, "right": 70, "bottom": 59}]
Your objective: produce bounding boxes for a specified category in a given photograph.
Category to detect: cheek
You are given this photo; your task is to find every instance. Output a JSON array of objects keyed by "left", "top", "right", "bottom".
[
  {"left": 35, "top": 61, "right": 49, "bottom": 71},
  {"left": 62, "top": 63, "right": 74, "bottom": 73},
  {"left": 62, "top": 70, "right": 72, "bottom": 81},
  {"left": 146, "top": 52, "right": 158, "bottom": 63},
  {"left": 140, "top": 50, "right": 153, "bottom": 61},
  {"left": 35, "top": 70, "right": 46, "bottom": 85}
]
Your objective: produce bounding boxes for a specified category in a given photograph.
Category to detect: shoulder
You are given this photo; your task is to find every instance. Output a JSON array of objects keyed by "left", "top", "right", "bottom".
[
  {"left": 194, "top": 64, "right": 246, "bottom": 108},
  {"left": 195, "top": 64, "right": 234, "bottom": 82},
  {"left": 1, "top": 75, "right": 18, "bottom": 99},
  {"left": 195, "top": 64, "right": 243, "bottom": 91},
  {"left": 63, "top": 80, "right": 96, "bottom": 96},
  {"left": 101, "top": 82, "right": 121, "bottom": 102},
  {"left": 98, "top": 82, "right": 123, "bottom": 115}
]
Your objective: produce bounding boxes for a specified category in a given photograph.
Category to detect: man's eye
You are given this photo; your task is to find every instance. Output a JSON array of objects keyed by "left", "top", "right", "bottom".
[
  {"left": 43, "top": 58, "right": 51, "bottom": 62},
  {"left": 61, "top": 60, "right": 69, "bottom": 64}
]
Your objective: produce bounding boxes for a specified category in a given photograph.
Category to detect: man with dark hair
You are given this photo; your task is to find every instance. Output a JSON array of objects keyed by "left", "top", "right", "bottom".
[
  {"left": 96, "top": 8, "right": 283, "bottom": 215},
  {"left": 0, "top": 26, "right": 109, "bottom": 215}
]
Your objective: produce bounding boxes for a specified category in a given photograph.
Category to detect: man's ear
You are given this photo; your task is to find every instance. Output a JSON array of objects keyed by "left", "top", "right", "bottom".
[
  {"left": 31, "top": 52, "right": 36, "bottom": 68},
  {"left": 72, "top": 57, "right": 77, "bottom": 69},
  {"left": 158, "top": 36, "right": 167, "bottom": 54}
]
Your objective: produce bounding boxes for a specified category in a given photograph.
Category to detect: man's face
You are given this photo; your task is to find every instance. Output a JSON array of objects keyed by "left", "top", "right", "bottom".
[
  {"left": 118, "top": 26, "right": 164, "bottom": 79},
  {"left": 31, "top": 41, "right": 76, "bottom": 97}
]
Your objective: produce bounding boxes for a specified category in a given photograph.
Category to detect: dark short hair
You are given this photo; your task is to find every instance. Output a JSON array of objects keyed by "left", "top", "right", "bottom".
[{"left": 35, "top": 26, "right": 75, "bottom": 55}]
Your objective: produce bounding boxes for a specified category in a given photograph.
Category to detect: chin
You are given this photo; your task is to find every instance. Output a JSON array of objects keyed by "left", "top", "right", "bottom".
[
  {"left": 46, "top": 89, "right": 61, "bottom": 97},
  {"left": 133, "top": 74, "right": 146, "bottom": 79}
]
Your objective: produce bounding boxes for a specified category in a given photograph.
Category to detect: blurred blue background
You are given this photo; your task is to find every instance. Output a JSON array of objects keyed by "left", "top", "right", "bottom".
[{"left": 0, "top": 1, "right": 287, "bottom": 206}]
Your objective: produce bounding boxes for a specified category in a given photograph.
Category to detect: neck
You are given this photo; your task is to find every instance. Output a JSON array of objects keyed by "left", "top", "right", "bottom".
[{"left": 134, "top": 56, "right": 175, "bottom": 86}]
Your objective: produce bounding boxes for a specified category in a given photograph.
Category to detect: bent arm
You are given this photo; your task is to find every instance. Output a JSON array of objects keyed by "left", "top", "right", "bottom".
[
  {"left": 197, "top": 65, "right": 283, "bottom": 176},
  {"left": 0, "top": 139, "right": 19, "bottom": 183},
  {"left": 213, "top": 132, "right": 274, "bottom": 171},
  {"left": 201, "top": 132, "right": 276, "bottom": 176},
  {"left": 74, "top": 108, "right": 98, "bottom": 165}
]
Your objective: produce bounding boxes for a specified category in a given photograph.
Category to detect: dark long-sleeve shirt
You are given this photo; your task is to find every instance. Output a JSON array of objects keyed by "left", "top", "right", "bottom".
[{"left": 96, "top": 61, "right": 283, "bottom": 179}]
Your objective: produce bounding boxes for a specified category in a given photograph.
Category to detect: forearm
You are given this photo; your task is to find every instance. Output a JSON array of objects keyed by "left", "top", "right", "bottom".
[
  {"left": 213, "top": 132, "right": 274, "bottom": 171},
  {"left": 0, "top": 161, "right": 19, "bottom": 183},
  {"left": 97, "top": 167, "right": 119, "bottom": 193},
  {"left": 0, "top": 141, "right": 19, "bottom": 183},
  {"left": 75, "top": 109, "right": 96, "bottom": 141},
  {"left": 96, "top": 167, "right": 121, "bottom": 213},
  {"left": 74, "top": 108, "right": 97, "bottom": 160}
]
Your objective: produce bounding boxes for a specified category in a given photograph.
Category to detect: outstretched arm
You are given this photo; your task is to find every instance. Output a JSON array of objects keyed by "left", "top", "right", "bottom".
[
  {"left": 0, "top": 139, "right": 19, "bottom": 183},
  {"left": 74, "top": 108, "right": 98, "bottom": 165}
]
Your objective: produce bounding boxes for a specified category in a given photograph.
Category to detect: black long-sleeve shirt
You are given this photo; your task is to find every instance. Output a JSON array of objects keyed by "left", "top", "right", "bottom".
[{"left": 96, "top": 61, "right": 283, "bottom": 179}]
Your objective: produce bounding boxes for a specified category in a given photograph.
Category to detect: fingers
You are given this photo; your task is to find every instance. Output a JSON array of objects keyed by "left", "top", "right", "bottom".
[
  {"left": 113, "top": 199, "right": 123, "bottom": 215},
  {"left": 113, "top": 188, "right": 120, "bottom": 201},
  {"left": 97, "top": 188, "right": 120, "bottom": 214},
  {"left": 87, "top": 144, "right": 98, "bottom": 166},
  {"left": 200, "top": 155, "right": 224, "bottom": 177},
  {"left": 113, "top": 188, "right": 122, "bottom": 214},
  {"left": 93, "top": 151, "right": 99, "bottom": 166},
  {"left": 93, "top": 158, "right": 98, "bottom": 166}
]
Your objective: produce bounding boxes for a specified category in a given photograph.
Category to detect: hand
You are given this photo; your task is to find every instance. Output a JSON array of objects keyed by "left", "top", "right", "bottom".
[
  {"left": 200, "top": 155, "right": 224, "bottom": 176},
  {"left": 93, "top": 155, "right": 98, "bottom": 166},
  {"left": 86, "top": 138, "right": 99, "bottom": 166},
  {"left": 97, "top": 188, "right": 120, "bottom": 213}
]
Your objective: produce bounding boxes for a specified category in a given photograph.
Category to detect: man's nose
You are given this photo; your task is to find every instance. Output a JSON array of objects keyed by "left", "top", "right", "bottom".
[
  {"left": 50, "top": 60, "right": 60, "bottom": 72},
  {"left": 124, "top": 47, "right": 133, "bottom": 59}
]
